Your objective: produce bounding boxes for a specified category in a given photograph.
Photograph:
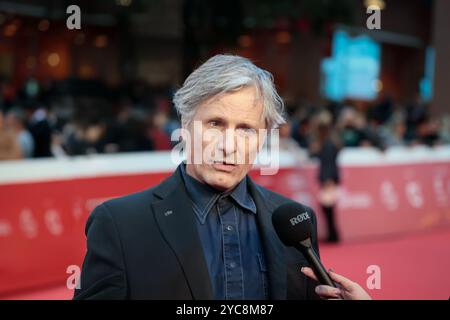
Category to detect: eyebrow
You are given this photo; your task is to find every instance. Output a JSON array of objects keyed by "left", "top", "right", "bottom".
[{"left": 205, "top": 115, "right": 258, "bottom": 129}]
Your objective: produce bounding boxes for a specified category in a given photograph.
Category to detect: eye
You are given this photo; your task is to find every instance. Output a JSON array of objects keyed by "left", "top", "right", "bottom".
[
  {"left": 237, "top": 127, "right": 257, "bottom": 136},
  {"left": 208, "top": 120, "right": 220, "bottom": 127}
]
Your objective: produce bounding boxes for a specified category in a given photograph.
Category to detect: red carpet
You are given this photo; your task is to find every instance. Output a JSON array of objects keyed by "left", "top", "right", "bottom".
[
  {"left": 3, "top": 228, "right": 450, "bottom": 300},
  {"left": 319, "top": 228, "right": 450, "bottom": 300}
]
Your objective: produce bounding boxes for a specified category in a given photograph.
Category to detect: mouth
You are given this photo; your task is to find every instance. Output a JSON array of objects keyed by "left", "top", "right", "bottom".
[{"left": 212, "top": 161, "right": 237, "bottom": 172}]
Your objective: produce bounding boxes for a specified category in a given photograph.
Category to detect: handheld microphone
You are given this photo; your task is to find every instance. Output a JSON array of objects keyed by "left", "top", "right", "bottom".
[{"left": 272, "top": 202, "right": 336, "bottom": 288}]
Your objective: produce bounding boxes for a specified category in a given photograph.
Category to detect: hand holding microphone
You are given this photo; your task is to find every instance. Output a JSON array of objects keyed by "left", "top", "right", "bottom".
[
  {"left": 272, "top": 202, "right": 372, "bottom": 300},
  {"left": 301, "top": 267, "right": 372, "bottom": 300}
]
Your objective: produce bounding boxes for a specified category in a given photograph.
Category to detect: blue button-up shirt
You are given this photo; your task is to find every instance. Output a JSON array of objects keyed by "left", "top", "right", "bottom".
[{"left": 180, "top": 164, "right": 268, "bottom": 300}]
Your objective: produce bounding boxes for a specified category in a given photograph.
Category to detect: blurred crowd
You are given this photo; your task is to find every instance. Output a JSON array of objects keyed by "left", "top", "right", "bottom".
[
  {"left": 0, "top": 77, "right": 449, "bottom": 161},
  {"left": 276, "top": 93, "right": 449, "bottom": 160},
  {"left": 0, "top": 77, "right": 180, "bottom": 160}
]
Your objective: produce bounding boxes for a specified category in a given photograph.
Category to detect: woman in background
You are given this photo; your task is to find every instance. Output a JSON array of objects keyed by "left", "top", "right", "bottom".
[{"left": 309, "top": 111, "right": 341, "bottom": 243}]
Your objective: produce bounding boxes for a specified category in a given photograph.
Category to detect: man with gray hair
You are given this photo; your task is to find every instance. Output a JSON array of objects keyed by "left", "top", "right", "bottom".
[{"left": 75, "top": 54, "right": 369, "bottom": 300}]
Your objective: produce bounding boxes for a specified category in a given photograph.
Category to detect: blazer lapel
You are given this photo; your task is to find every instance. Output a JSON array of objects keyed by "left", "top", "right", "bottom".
[
  {"left": 247, "top": 177, "right": 287, "bottom": 300},
  {"left": 151, "top": 166, "right": 213, "bottom": 299}
]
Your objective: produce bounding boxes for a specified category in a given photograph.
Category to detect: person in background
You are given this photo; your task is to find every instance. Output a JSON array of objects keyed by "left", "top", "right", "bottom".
[
  {"left": 29, "top": 106, "right": 53, "bottom": 158},
  {"left": 292, "top": 117, "right": 311, "bottom": 149},
  {"left": 338, "top": 107, "right": 383, "bottom": 149},
  {"left": 404, "top": 95, "right": 427, "bottom": 144},
  {"left": 438, "top": 114, "right": 450, "bottom": 144},
  {"left": 0, "top": 109, "right": 22, "bottom": 160},
  {"left": 309, "top": 111, "right": 341, "bottom": 243},
  {"left": 5, "top": 107, "right": 35, "bottom": 158},
  {"left": 416, "top": 117, "right": 440, "bottom": 147},
  {"left": 377, "top": 111, "right": 406, "bottom": 147},
  {"left": 278, "top": 122, "right": 308, "bottom": 162},
  {"left": 147, "top": 109, "right": 172, "bottom": 150},
  {"left": 337, "top": 108, "right": 366, "bottom": 148}
]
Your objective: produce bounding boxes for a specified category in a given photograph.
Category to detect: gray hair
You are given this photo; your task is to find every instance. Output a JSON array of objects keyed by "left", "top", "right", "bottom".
[{"left": 173, "top": 54, "right": 285, "bottom": 129}]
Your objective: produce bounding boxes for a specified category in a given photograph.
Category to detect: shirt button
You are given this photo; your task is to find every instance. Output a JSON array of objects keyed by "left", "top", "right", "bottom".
[
  {"left": 226, "top": 225, "right": 233, "bottom": 231},
  {"left": 229, "top": 262, "right": 236, "bottom": 268}
]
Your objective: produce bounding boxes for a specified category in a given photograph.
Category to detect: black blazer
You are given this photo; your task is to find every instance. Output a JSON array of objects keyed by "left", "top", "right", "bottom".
[{"left": 74, "top": 165, "right": 321, "bottom": 300}]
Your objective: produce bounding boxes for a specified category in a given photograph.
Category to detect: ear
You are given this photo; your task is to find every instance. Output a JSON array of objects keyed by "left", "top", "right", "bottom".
[{"left": 180, "top": 120, "right": 189, "bottom": 139}]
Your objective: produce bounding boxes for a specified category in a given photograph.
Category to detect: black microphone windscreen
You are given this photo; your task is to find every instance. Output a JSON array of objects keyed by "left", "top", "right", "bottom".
[{"left": 272, "top": 202, "right": 312, "bottom": 247}]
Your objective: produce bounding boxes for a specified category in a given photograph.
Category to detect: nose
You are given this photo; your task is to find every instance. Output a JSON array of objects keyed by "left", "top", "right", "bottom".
[{"left": 216, "top": 128, "right": 237, "bottom": 157}]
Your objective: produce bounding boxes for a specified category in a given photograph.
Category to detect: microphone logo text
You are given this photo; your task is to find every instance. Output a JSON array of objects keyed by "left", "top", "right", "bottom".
[{"left": 290, "top": 212, "right": 310, "bottom": 226}]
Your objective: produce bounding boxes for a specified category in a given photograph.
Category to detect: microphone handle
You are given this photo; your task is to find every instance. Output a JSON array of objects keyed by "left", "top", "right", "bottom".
[{"left": 298, "top": 240, "right": 336, "bottom": 288}]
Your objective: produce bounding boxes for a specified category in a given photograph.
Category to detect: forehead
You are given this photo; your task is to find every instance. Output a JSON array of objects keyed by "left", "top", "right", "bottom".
[{"left": 195, "top": 86, "right": 264, "bottom": 122}]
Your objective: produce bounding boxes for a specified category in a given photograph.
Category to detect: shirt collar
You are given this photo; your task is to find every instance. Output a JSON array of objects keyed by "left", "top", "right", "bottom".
[{"left": 180, "top": 163, "right": 257, "bottom": 224}]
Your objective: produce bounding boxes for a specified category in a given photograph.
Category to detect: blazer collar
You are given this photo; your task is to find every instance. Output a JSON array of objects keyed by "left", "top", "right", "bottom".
[{"left": 151, "top": 165, "right": 214, "bottom": 299}]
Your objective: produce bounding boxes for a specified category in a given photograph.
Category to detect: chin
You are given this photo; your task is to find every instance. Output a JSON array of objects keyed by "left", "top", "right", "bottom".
[{"left": 206, "top": 171, "right": 240, "bottom": 192}]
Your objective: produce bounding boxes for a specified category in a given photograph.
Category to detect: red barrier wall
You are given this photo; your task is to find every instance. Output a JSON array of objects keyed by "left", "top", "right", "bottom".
[{"left": 0, "top": 150, "right": 449, "bottom": 295}]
